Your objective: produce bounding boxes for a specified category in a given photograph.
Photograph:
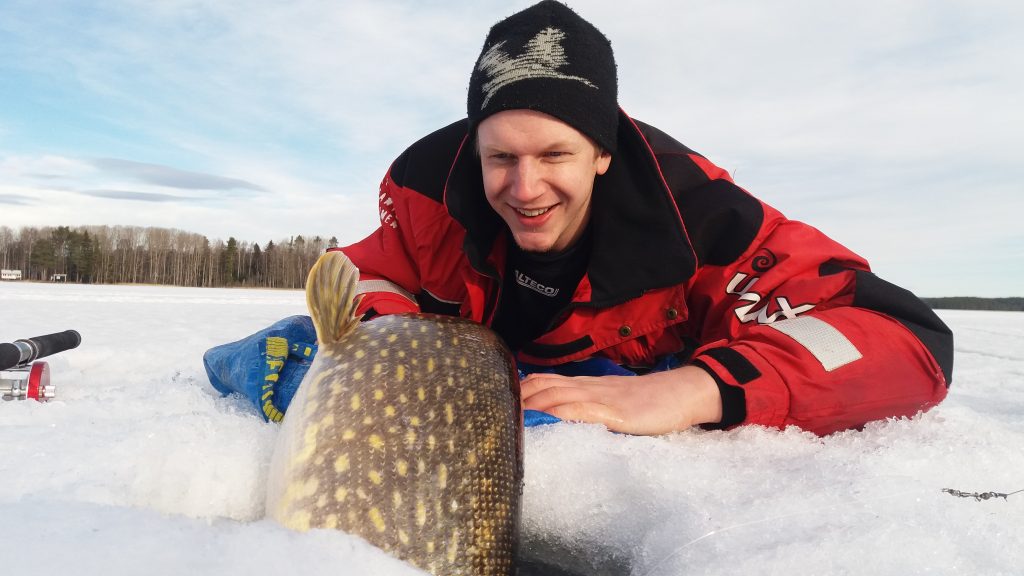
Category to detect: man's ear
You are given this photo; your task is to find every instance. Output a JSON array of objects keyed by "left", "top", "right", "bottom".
[{"left": 596, "top": 149, "right": 612, "bottom": 175}]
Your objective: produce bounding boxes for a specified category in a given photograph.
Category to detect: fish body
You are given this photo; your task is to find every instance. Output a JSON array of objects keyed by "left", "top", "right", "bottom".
[{"left": 267, "top": 251, "right": 523, "bottom": 575}]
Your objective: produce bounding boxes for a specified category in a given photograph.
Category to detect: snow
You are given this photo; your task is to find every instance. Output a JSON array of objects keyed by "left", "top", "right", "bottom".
[{"left": 1, "top": 283, "right": 1022, "bottom": 575}]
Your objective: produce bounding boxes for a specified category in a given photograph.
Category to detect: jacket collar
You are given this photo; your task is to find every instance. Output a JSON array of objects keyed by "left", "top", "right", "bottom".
[{"left": 444, "top": 110, "right": 698, "bottom": 307}]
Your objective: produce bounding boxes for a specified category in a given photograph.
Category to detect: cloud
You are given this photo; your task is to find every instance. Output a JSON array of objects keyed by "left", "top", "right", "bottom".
[
  {"left": 1, "top": 0, "right": 1021, "bottom": 296},
  {"left": 79, "top": 189, "right": 201, "bottom": 202},
  {"left": 90, "top": 158, "right": 266, "bottom": 191},
  {"left": 0, "top": 193, "right": 37, "bottom": 206}
]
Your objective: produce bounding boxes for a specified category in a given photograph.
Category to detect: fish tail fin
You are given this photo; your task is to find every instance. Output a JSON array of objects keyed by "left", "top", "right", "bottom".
[{"left": 306, "top": 251, "right": 362, "bottom": 345}]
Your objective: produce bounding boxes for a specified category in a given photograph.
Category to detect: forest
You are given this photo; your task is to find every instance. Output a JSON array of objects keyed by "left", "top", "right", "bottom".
[
  {"left": 0, "top": 225, "right": 336, "bottom": 289},
  {"left": 2, "top": 225, "right": 1021, "bottom": 310}
]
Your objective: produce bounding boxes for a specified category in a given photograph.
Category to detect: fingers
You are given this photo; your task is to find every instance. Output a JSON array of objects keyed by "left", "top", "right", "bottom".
[
  {"left": 522, "top": 380, "right": 602, "bottom": 412},
  {"left": 520, "top": 372, "right": 612, "bottom": 399},
  {"left": 544, "top": 401, "right": 626, "bottom": 431},
  {"left": 520, "top": 373, "right": 629, "bottom": 431}
]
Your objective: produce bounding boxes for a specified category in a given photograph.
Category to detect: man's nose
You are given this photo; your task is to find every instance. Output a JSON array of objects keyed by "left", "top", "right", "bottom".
[{"left": 509, "top": 159, "right": 541, "bottom": 201}]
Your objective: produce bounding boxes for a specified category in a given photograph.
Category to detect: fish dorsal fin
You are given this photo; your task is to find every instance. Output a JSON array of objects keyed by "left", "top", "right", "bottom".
[{"left": 306, "top": 251, "right": 362, "bottom": 345}]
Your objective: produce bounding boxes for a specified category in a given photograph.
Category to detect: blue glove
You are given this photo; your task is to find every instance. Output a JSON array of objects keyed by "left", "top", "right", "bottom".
[
  {"left": 203, "top": 315, "right": 318, "bottom": 422},
  {"left": 517, "top": 355, "right": 683, "bottom": 427}
]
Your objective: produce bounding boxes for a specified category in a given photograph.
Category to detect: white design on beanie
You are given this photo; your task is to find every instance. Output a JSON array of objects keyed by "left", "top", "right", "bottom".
[{"left": 477, "top": 27, "right": 597, "bottom": 108}]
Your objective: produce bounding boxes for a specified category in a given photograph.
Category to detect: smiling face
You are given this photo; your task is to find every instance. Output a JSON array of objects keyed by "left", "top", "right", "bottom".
[{"left": 477, "top": 109, "right": 612, "bottom": 253}]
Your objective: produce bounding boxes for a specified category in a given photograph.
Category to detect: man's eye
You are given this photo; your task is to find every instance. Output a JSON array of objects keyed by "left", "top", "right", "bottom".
[{"left": 545, "top": 151, "right": 568, "bottom": 158}]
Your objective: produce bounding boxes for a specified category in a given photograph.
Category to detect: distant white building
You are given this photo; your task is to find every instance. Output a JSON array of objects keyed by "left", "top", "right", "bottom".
[
  {"left": 50, "top": 273, "right": 68, "bottom": 282},
  {"left": 1, "top": 269, "right": 22, "bottom": 281}
]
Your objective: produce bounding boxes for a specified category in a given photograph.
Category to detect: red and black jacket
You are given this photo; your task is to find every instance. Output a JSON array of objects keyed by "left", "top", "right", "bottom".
[{"left": 337, "top": 111, "right": 953, "bottom": 436}]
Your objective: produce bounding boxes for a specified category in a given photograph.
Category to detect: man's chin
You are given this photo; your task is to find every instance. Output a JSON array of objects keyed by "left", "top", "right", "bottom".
[{"left": 511, "top": 234, "right": 555, "bottom": 254}]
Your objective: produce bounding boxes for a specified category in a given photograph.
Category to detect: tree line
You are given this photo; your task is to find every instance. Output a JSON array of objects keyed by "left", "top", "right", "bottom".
[
  {"left": 922, "top": 297, "right": 1024, "bottom": 312},
  {"left": 0, "top": 225, "right": 339, "bottom": 289}
]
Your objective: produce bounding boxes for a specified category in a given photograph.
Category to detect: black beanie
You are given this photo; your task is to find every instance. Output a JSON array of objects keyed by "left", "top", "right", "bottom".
[{"left": 467, "top": 1, "right": 619, "bottom": 152}]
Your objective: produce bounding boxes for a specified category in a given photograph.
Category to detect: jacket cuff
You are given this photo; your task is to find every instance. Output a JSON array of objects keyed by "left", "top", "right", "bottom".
[
  {"left": 692, "top": 346, "right": 768, "bottom": 429},
  {"left": 692, "top": 357, "right": 747, "bottom": 429},
  {"left": 692, "top": 345, "right": 790, "bottom": 430}
]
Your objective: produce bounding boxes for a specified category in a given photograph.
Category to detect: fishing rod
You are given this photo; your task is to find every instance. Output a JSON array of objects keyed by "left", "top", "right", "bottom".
[{"left": 0, "top": 330, "right": 81, "bottom": 401}]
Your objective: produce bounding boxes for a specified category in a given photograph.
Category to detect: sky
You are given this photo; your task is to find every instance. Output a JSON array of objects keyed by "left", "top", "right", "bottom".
[{"left": 0, "top": 0, "right": 1021, "bottom": 297}]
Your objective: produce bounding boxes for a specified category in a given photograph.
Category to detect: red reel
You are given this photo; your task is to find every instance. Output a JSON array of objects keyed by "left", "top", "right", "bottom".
[
  {"left": 27, "top": 361, "right": 51, "bottom": 400},
  {"left": 1, "top": 361, "right": 55, "bottom": 401}
]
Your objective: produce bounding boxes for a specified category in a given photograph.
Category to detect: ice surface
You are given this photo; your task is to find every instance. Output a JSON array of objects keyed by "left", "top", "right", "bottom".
[{"left": 1, "top": 283, "right": 1022, "bottom": 575}]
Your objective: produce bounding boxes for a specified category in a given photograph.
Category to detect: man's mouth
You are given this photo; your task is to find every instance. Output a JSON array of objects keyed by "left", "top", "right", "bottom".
[{"left": 516, "top": 207, "right": 550, "bottom": 217}]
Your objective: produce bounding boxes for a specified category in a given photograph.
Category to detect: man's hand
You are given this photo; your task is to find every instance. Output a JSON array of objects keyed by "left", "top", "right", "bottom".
[{"left": 520, "top": 365, "right": 723, "bottom": 435}]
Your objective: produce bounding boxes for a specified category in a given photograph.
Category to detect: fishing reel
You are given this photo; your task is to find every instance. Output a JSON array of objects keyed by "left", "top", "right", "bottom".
[{"left": 0, "top": 330, "right": 81, "bottom": 401}]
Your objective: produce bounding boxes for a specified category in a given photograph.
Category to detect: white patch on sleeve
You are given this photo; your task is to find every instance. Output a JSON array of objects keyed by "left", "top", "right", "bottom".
[
  {"left": 768, "top": 315, "right": 862, "bottom": 372},
  {"left": 356, "top": 280, "right": 417, "bottom": 304}
]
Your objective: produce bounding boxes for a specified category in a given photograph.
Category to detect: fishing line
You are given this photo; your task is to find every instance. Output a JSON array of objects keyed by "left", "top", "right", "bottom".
[{"left": 640, "top": 483, "right": 1021, "bottom": 576}]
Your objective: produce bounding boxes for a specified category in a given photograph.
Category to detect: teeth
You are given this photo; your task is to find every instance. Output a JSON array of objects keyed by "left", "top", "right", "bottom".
[{"left": 516, "top": 207, "right": 548, "bottom": 217}]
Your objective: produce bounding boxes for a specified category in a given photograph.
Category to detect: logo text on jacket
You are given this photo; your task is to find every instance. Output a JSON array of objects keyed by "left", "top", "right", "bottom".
[
  {"left": 515, "top": 270, "right": 559, "bottom": 297},
  {"left": 727, "top": 272, "right": 815, "bottom": 324}
]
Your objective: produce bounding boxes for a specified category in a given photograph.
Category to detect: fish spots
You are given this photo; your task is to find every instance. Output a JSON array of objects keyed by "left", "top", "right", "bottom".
[
  {"left": 427, "top": 434, "right": 436, "bottom": 451},
  {"left": 384, "top": 405, "right": 396, "bottom": 417},
  {"left": 369, "top": 507, "right": 386, "bottom": 532},
  {"left": 452, "top": 336, "right": 460, "bottom": 346},
  {"left": 417, "top": 387, "right": 426, "bottom": 401},
  {"left": 398, "top": 529, "right": 410, "bottom": 545},
  {"left": 466, "top": 390, "right": 476, "bottom": 405},
  {"left": 393, "top": 490, "right": 403, "bottom": 508},
  {"left": 350, "top": 393, "right": 361, "bottom": 410},
  {"left": 318, "top": 414, "right": 335, "bottom": 429},
  {"left": 417, "top": 459, "right": 426, "bottom": 475},
  {"left": 288, "top": 510, "right": 312, "bottom": 532},
  {"left": 467, "top": 450, "right": 478, "bottom": 466},
  {"left": 334, "top": 487, "right": 349, "bottom": 502},
  {"left": 380, "top": 349, "right": 390, "bottom": 358},
  {"left": 373, "top": 363, "right": 383, "bottom": 375},
  {"left": 368, "top": 470, "right": 383, "bottom": 485},
  {"left": 342, "top": 429, "right": 356, "bottom": 441},
  {"left": 396, "top": 459, "right": 409, "bottom": 476},
  {"left": 426, "top": 541, "right": 436, "bottom": 554},
  {"left": 459, "top": 357, "right": 468, "bottom": 368},
  {"left": 416, "top": 500, "right": 427, "bottom": 527},
  {"left": 399, "top": 393, "right": 409, "bottom": 403},
  {"left": 438, "top": 463, "right": 448, "bottom": 489},
  {"left": 447, "top": 532, "right": 459, "bottom": 563},
  {"left": 324, "top": 514, "right": 339, "bottom": 529},
  {"left": 373, "top": 389, "right": 384, "bottom": 401},
  {"left": 427, "top": 358, "right": 435, "bottom": 372},
  {"left": 396, "top": 365, "right": 406, "bottom": 381},
  {"left": 334, "top": 453, "right": 350, "bottom": 473},
  {"left": 368, "top": 434, "right": 385, "bottom": 451},
  {"left": 405, "top": 429, "right": 417, "bottom": 446},
  {"left": 355, "top": 349, "right": 366, "bottom": 359},
  {"left": 409, "top": 416, "right": 421, "bottom": 427},
  {"left": 411, "top": 339, "right": 419, "bottom": 349},
  {"left": 294, "top": 424, "right": 319, "bottom": 463},
  {"left": 445, "top": 403, "right": 454, "bottom": 425},
  {"left": 387, "top": 334, "right": 398, "bottom": 343}
]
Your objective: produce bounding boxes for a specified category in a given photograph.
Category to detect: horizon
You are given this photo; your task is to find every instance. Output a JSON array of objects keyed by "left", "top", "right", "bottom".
[{"left": 1, "top": 1, "right": 1022, "bottom": 298}]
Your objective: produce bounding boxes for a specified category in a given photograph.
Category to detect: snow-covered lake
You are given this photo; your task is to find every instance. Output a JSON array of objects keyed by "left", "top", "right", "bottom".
[{"left": 1, "top": 282, "right": 1022, "bottom": 575}]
